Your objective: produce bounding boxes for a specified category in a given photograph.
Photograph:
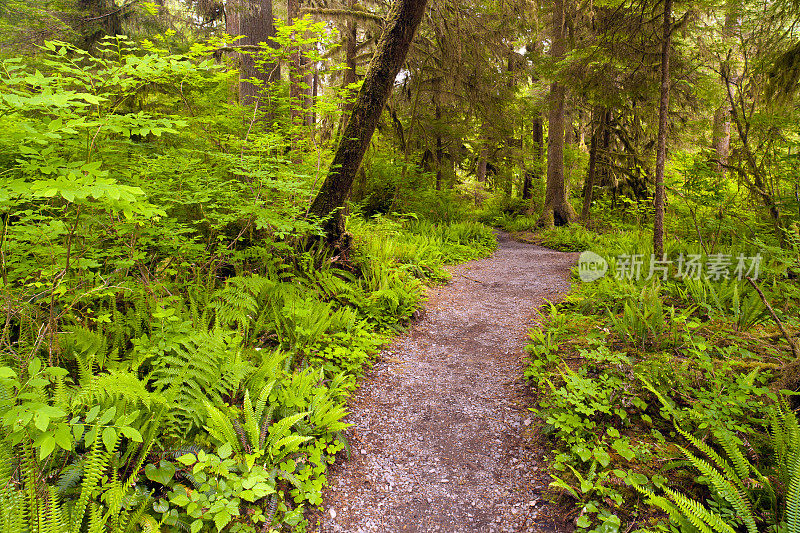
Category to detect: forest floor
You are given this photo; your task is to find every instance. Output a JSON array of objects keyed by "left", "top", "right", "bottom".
[{"left": 308, "top": 232, "right": 578, "bottom": 532}]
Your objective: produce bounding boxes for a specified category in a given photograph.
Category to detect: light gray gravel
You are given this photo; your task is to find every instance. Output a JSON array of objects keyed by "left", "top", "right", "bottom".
[{"left": 309, "top": 232, "right": 578, "bottom": 532}]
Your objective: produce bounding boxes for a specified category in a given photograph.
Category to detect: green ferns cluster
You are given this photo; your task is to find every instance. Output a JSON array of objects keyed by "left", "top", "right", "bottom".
[{"left": 635, "top": 398, "right": 800, "bottom": 533}]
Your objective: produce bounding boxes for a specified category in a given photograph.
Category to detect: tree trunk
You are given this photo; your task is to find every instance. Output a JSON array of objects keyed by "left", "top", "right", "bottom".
[
  {"left": 476, "top": 138, "right": 488, "bottom": 183},
  {"left": 538, "top": 0, "right": 576, "bottom": 228},
  {"left": 288, "top": 0, "right": 303, "bottom": 124},
  {"left": 435, "top": 98, "right": 443, "bottom": 191},
  {"left": 653, "top": 0, "right": 673, "bottom": 257},
  {"left": 308, "top": 0, "right": 429, "bottom": 246},
  {"left": 711, "top": 5, "right": 736, "bottom": 176},
  {"left": 582, "top": 110, "right": 599, "bottom": 221},
  {"left": 583, "top": 108, "right": 609, "bottom": 221},
  {"left": 526, "top": 113, "right": 544, "bottom": 214},
  {"left": 711, "top": 104, "right": 730, "bottom": 174},
  {"left": 724, "top": 75, "right": 783, "bottom": 240},
  {"left": 236, "top": 0, "right": 278, "bottom": 107},
  {"left": 522, "top": 172, "right": 533, "bottom": 200}
]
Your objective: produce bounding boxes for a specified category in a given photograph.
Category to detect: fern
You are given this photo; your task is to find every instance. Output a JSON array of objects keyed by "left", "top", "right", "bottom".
[
  {"left": 149, "top": 329, "right": 253, "bottom": 440},
  {"left": 70, "top": 424, "right": 113, "bottom": 533},
  {"left": 204, "top": 400, "right": 244, "bottom": 455},
  {"left": 642, "top": 398, "right": 800, "bottom": 532},
  {"left": 674, "top": 443, "right": 757, "bottom": 533},
  {"left": 663, "top": 486, "right": 735, "bottom": 533}
]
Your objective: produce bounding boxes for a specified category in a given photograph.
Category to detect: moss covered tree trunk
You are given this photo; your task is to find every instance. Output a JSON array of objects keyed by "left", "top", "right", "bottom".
[
  {"left": 538, "top": 0, "right": 576, "bottom": 227},
  {"left": 308, "top": 0, "right": 429, "bottom": 246},
  {"left": 653, "top": 0, "right": 673, "bottom": 257},
  {"left": 228, "top": 0, "right": 278, "bottom": 107},
  {"left": 582, "top": 110, "right": 599, "bottom": 221}
]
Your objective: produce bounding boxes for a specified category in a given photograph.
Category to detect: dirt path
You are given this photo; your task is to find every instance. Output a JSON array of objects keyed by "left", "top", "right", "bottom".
[{"left": 311, "top": 232, "right": 578, "bottom": 532}]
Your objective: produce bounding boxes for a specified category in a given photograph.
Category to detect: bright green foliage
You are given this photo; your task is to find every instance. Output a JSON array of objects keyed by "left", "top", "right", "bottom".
[
  {"left": 521, "top": 222, "right": 797, "bottom": 532},
  {"left": 632, "top": 394, "right": 800, "bottom": 533}
]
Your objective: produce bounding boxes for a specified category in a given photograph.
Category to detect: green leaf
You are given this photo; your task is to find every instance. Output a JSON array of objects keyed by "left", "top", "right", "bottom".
[
  {"left": 39, "top": 435, "right": 56, "bottom": 460},
  {"left": 98, "top": 406, "right": 116, "bottom": 425},
  {"left": 85, "top": 405, "right": 101, "bottom": 423},
  {"left": 594, "top": 447, "right": 611, "bottom": 468},
  {"left": 102, "top": 426, "right": 117, "bottom": 451},
  {"left": 27, "top": 358, "right": 41, "bottom": 377},
  {"left": 145, "top": 461, "right": 176, "bottom": 485},
  {"left": 177, "top": 453, "right": 197, "bottom": 466},
  {"left": 33, "top": 411, "right": 50, "bottom": 432},
  {"left": 612, "top": 438, "right": 636, "bottom": 461},
  {"left": 170, "top": 492, "right": 191, "bottom": 506},
  {"left": 54, "top": 423, "right": 73, "bottom": 451},
  {"left": 120, "top": 426, "right": 143, "bottom": 442},
  {"left": 214, "top": 509, "right": 232, "bottom": 531},
  {"left": 218, "top": 442, "right": 233, "bottom": 459}
]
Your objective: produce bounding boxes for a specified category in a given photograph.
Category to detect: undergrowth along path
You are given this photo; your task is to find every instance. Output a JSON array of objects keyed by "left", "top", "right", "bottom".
[{"left": 312, "top": 231, "right": 578, "bottom": 532}]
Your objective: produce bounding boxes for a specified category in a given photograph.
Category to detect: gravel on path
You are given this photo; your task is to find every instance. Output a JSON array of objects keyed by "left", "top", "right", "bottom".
[{"left": 309, "top": 231, "right": 578, "bottom": 533}]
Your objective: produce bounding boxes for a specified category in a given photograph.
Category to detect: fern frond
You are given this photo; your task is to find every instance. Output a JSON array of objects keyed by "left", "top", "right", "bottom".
[
  {"left": 787, "top": 441, "right": 800, "bottom": 533},
  {"left": 70, "top": 425, "right": 110, "bottom": 533},
  {"left": 676, "top": 425, "right": 747, "bottom": 494},
  {"left": 204, "top": 401, "right": 242, "bottom": 454},
  {"left": 675, "top": 444, "right": 757, "bottom": 533},
  {"left": 663, "top": 486, "right": 736, "bottom": 533},
  {"left": 713, "top": 428, "right": 751, "bottom": 482},
  {"left": 242, "top": 389, "right": 259, "bottom": 452}
]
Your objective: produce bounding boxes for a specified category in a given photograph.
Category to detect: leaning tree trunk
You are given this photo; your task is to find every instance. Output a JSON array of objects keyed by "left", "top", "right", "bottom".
[
  {"left": 435, "top": 95, "right": 443, "bottom": 191},
  {"left": 538, "top": 0, "right": 576, "bottom": 227},
  {"left": 653, "top": 0, "right": 672, "bottom": 257},
  {"left": 308, "top": 0, "right": 429, "bottom": 246}
]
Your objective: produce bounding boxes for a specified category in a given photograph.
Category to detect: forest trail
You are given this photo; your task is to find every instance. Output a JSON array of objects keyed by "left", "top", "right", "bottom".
[{"left": 310, "top": 232, "right": 578, "bottom": 533}]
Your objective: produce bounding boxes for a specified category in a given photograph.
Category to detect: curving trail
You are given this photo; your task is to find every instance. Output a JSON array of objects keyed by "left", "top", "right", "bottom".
[{"left": 310, "top": 232, "right": 578, "bottom": 533}]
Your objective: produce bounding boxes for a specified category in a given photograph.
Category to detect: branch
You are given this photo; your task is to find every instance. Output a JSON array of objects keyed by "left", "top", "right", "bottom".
[
  {"left": 300, "top": 7, "right": 386, "bottom": 24},
  {"left": 215, "top": 44, "right": 268, "bottom": 53},
  {"left": 746, "top": 277, "right": 800, "bottom": 362},
  {"left": 84, "top": 0, "right": 142, "bottom": 22}
]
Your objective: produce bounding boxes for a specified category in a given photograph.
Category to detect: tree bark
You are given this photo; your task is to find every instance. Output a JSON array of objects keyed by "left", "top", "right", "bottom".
[
  {"left": 711, "top": 104, "right": 730, "bottom": 174},
  {"left": 653, "top": 0, "right": 673, "bottom": 257},
  {"left": 435, "top": 97, "right": 443, "bottom": 191},
  {"left": 582, "top": 108, "right": 609, "bottom": 221},
  {"left": 236, "top": 0, "right": 278, "bottom": 107},
  {"left": 526, "top": 113, "right": 544, "bottom": 213},
  {"left": 476, "top": 137, "right": 488, "bottom": 184},
  {"left": 288, "top": 0, "right": 304, "bottom": 124},
  {"left": 711, "top": 5, "right": 736, "bottom": 176},
  {"left": 582, "top": 110, "right": 600, "bottom": 221},
  {"left": 308, "top": 0, "right": 429, "bottom": 245},
  {"left": 538, "top": 0, "right": 577, "bottom": 227}
]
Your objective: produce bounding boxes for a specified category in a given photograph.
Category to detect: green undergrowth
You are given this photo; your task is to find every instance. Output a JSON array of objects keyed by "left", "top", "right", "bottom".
[
  {"left": 0, "top": 33, "right": 497, "bottom": 533},
  {"left": 0, "top": 215, "right": 495, "bottom": 533},
  {"left": 523, "top": 226, "right": 800, "bottom": 532}
]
